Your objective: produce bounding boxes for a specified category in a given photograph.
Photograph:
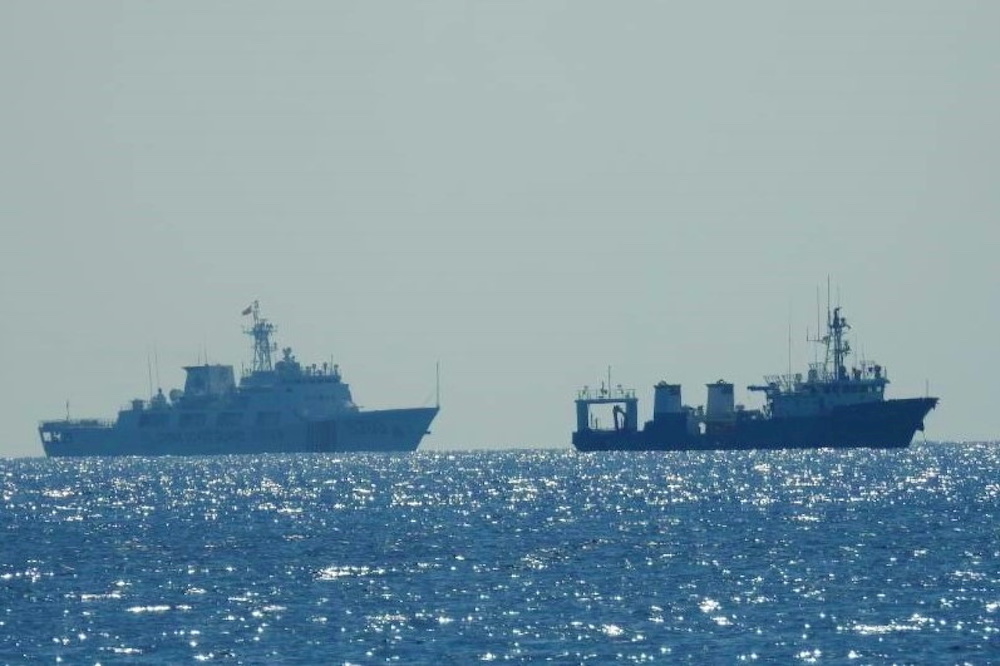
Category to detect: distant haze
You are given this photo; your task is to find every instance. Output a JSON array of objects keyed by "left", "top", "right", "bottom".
[{"left": 2, "top": 2, "right": 997, "bottom": 456}]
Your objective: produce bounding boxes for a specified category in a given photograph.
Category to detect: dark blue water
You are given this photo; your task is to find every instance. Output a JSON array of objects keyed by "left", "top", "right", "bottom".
[{"left": 1, "top": 444, "right": 998, "bottom": 664}]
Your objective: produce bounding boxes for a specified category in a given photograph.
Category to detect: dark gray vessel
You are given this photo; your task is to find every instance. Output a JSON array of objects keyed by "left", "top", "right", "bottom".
[
  {"left": 573, "top": 304, "right": 937, "bottom": 451},
  {"left": 40, "top": 302, "right": 438, "bottom": 456}
]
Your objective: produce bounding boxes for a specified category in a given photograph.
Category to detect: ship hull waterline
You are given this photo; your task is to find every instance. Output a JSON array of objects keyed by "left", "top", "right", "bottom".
[
  {"left": 40, "top": 407, "right": 438, "bottom": 457},
  {"left": 572, "top": 397, "right": 937, "bottom": 452}
]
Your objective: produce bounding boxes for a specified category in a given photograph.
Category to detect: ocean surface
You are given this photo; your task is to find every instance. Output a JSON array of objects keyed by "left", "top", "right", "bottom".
[{"left": 1, "top": 444, "right": 998, "bottom": 664}]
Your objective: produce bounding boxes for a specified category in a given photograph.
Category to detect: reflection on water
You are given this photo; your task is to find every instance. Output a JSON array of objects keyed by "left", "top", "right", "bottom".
[{"left": 1, "top": 443, "right": 997, "bottom": 662}]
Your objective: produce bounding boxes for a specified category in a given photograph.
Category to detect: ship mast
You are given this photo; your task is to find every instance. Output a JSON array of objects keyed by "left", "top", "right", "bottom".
[
  {"left": 243, "top": 300, "right": 276, "bottom": 372},
  {"left": 826, "top": 306, "right": 851, "bottom": 381}
]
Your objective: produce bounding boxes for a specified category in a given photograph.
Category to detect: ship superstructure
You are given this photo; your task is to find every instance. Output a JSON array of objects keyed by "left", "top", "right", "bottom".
[
  {"left": 40, "top": 302, "right": 438, "bottom": 456},
  {"left": 573, "top": 305, "right": 937, "bottom": 451}
]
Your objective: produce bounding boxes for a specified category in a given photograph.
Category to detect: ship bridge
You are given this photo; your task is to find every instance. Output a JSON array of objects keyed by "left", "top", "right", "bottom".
[{"left": 747, "top": 305, "right": 891, "bottom": 418}]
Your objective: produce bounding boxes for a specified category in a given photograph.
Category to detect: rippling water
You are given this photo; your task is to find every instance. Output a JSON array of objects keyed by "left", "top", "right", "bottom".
[{"left": 1, "top": 444, "right": 998, "bottom": 663}]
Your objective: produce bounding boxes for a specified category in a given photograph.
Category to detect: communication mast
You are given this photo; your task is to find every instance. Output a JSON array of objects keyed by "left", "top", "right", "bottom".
[{"left": 243, "top": 300, "right": 276, "bottom": 372}]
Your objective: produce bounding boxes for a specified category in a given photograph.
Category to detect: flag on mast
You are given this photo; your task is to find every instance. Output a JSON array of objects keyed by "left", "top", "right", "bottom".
[{"left": 242, "top": 304, "right": 253, "bottom": 316}]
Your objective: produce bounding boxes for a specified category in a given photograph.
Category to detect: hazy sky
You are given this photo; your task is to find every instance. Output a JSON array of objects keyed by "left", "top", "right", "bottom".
[{"left": 2, "top": 2, "right": 997, "bottom": 457}]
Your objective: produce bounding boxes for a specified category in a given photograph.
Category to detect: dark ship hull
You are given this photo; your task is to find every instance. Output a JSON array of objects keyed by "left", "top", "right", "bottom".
[
  {"left": 41, "top": 407, "right": 438, "bottom": 457},
  {"left": 573, "top": 397, "right": 937, "bottom": 452},
  {"left": 573, "top": 301, "right": 938, "bottom": 453}
]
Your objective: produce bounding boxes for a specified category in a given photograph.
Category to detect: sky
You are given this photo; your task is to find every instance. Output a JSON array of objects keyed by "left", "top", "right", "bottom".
[{"left": 1, "top": 1, "right": 998, "bottom": 457}]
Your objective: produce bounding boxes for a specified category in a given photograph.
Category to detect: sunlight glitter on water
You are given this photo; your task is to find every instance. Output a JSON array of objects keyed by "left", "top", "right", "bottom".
[{"left": 1, "top": 444, "right": 998, "bottom": 662}]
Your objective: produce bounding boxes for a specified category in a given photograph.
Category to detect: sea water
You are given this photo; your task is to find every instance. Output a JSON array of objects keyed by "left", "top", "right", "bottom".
[{"left": 1, "top": 444, "right": 997, "bottom": 664}]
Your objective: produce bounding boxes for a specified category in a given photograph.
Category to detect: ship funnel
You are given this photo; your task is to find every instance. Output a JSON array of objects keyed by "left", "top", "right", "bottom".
[
  {"left": 706, "top": 380, "right": 734, "bottom": 420},
  {"left": 653, "top": 382, "right": 683, "bottom": 415}
]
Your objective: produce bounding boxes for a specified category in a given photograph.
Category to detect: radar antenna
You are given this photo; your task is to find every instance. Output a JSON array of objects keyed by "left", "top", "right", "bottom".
[{"left": 243, "top": 300, "right": 276, "bottom": 372}]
